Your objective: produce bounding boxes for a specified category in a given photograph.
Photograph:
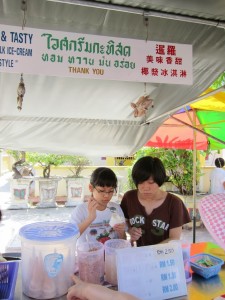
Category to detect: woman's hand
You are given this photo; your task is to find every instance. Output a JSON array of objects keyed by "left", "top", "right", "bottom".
[
  {"left": 67, "top": 275, "right": 140, "bottom": 300},
  {"left": 113, "top": 222, "right": 126, "bottom": 239},
  {"left": 128, "top": 227, "right": 142, "bottom": 241},
  {"left": 67, "top": 275, "right": 89, "bottom": 300}
]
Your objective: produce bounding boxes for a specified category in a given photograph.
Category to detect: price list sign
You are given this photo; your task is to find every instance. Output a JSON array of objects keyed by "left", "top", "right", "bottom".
[{"left": 116, "top": 243, "right": 187, "bottom": 300}]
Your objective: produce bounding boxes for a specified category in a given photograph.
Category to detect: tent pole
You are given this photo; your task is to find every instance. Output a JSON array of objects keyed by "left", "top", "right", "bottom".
[{"left": 192, "top": 110, "right": 197, "bottom": 243}]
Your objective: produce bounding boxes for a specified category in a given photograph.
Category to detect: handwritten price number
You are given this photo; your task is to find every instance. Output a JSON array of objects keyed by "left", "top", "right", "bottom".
[{"left": 157, "top": 248, "right": 174, "bottom": 255}]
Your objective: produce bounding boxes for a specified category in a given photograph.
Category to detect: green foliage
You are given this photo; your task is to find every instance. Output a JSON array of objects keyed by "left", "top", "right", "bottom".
[
  {"left": 26, "top": 152, "right": 66, "bottom": 178},
  {"left": 63, "top": 155, "right": 90, "bottom": 178},
  {"left": 7, "top": 150, "right": 91, "bottom": 178},
  {"left": 210, "top": 71, "right": 225, "bottom": 89},
  {"left": 6, "top": 150, "right": 23, "bottom": 162},
  {"left": 26, "top": 152, "right": 65, "bottom": 166},
  {"left": 127, "top": 147, "right": 202, "bottom": 195}
]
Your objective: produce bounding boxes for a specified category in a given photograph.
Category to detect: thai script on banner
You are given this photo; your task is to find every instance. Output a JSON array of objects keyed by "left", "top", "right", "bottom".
[{"left": 0, "top": 25, "right": 193, "bottom": 84}]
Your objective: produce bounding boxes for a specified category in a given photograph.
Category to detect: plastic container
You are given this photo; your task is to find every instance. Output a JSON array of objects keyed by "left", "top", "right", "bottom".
[
  {"left": 190, "top": 253, "right": 224, "bottom": 279},
  {"left": 77, "top": 241, "right": 104, "bottom": 284},
  {"left": 104, "top": 239, "right": 131, "bottom": 286},
  {"left": 19, "top": 221, "right": 79, "bottom": 299},
  {"left": 182, "top": 243, "right": 192, "bottom": 283},
  {"left": 0, "top": 261, "right": 19, "bottom": 300},
  {"left": 169, "top": 240, "right": 192, "bottom": 283}
]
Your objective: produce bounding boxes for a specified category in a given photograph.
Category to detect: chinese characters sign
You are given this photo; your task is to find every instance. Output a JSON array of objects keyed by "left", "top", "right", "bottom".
[{"left": 0, "top": 25, "right": 192, "bottom": 84}]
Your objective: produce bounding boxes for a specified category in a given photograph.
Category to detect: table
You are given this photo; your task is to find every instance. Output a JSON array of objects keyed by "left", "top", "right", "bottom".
[{"left": 13, "top": 242, "right": 225, "bottom": 300}]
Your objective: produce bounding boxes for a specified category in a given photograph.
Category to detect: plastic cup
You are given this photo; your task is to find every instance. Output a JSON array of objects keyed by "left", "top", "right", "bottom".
[
  {"left": 77, "top": 241, "right": 104, "bottom": 285},
  {"left": 168, "top": 240, "right": 192, "bottom": 283},
  {"left": 182, "top": 243, "right": 192, "bottom": 283},
  {"left": 104, "top": 239, "right": 131, "bottom": 286}
]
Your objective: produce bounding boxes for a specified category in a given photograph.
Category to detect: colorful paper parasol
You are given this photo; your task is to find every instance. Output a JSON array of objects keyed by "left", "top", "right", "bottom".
[
  {"left": 145, "top": 88, "right": 225, "bottom": 243},
  {"left": 145, "top": 88, "right": 225, "bottom": 150},
  {"left": 199, "top": 193, "right": 225, "bottom": 250}
]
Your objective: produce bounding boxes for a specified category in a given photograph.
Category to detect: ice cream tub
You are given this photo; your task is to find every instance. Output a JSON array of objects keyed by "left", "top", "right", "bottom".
[{"left": 19, "top": 221, "right": 79, "bottom": 299}]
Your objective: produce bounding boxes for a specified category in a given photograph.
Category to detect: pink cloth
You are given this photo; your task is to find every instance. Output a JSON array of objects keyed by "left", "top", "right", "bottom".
[{"left": 199, "top": 193, "right": 225, "bottom": 250}]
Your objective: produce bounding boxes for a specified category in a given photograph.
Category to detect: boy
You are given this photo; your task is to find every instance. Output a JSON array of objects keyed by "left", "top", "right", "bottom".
[{"left": 70, "top": 167, "right": 125, "bottom": 245}]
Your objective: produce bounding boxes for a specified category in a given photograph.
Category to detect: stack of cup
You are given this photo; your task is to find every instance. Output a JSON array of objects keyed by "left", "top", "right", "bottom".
[
  {"left": 104, "top": 239, "right": 131, "bottom": 286},
  {"left": 182, "top": 243, "right": 192, "bottom": 283},
  {"left": 77, "top": 241, "right": 105, "bottom": 284},
  {"left": 168, "top": 240, "right": 192, "bottom": 283}
]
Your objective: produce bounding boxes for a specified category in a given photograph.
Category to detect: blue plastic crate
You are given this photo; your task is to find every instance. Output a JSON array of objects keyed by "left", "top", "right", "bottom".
[
  {"left": 0, "top": 261, "right": 19, "bottom": 300},
  {"left": 190, "top": 253, "right": 224, "bottom": 279}
]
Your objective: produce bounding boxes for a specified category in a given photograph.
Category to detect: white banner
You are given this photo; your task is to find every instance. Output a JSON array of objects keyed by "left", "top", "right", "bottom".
[{"left": 0, "top": 25, "right": 192, "bottom": 84}]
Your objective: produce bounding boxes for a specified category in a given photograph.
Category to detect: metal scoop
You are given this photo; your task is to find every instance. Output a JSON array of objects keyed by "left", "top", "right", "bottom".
[{"left": 107, "top": 206, "right": 117, "bottom": 213}]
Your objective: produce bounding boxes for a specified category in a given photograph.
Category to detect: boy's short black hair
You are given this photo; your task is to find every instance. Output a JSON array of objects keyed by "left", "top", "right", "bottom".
[
  {"left": 90, "top": 167, "right": 117, "bottom": 188},
  {"left": 215, "top": 157, "right": 225, "bottom": 168},
  {"left": 132, "top": 156, "right": 167, "bottom": 187}
]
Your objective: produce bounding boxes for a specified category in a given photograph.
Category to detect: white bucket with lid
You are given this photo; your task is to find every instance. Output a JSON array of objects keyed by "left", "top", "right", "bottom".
[{"left": 19, "top": 221, "right": 79, "bottom": 299}]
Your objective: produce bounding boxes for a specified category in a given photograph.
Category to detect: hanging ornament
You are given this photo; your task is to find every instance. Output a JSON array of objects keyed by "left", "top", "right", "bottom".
[
  {"left": 131, "top": 95, "right": 154, "bottom": 118},
  {"left": 17, "top": 73, "right": 26, "bottom": 111},
  {"left": 131, "top": 83, "right": 154, "bottom": 118}
]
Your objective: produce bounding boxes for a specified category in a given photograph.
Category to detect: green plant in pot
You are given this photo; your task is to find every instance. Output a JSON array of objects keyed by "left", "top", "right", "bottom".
[
  {"left": 26, "top": 152, "right": 66, "bottom": 178},
  {"left": 64, "top": 155, "right": 90, "bottom": 178}
]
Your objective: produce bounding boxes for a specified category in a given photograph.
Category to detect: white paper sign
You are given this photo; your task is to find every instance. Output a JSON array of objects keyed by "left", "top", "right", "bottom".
[
  {"left": 116, "top": 243, "right": 187, "bottom": 300},
  {"left": 0, "top": 24, "right": 192, "bottom": 84}
]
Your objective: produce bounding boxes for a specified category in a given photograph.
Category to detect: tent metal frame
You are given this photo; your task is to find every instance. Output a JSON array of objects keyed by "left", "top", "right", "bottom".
[
  {"left": 142, "top": 85, "right": 225, "bottom": 125},
  {"left": 171, "top": 116, "right": 225, "bottom": 146},
  {"left": 48, "top": 0, "right": 225, "bottom": 28}
]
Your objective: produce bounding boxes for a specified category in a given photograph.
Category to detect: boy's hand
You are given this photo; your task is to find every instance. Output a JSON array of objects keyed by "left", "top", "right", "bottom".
[
  {"left": 87, "top": 197, "right": 98, "bottom": 221},
  {"left": 113, "top": 222, "right": 126, "bottom": 239}
]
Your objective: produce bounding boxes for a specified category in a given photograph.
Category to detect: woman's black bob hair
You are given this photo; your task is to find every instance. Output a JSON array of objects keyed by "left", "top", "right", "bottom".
[{"left": 132, "top": 156, "right": 168, "bottom": 187}]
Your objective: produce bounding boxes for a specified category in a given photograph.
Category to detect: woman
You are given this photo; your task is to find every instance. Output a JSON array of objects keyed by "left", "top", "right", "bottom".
[{"left": 120, "top": 156, "right": 191, "bottom": 246}]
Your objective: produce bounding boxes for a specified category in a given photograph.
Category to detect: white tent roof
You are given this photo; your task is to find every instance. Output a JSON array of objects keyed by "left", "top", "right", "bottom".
[{"left": 1, "top": 0, "right": 225, "bottom": 156}]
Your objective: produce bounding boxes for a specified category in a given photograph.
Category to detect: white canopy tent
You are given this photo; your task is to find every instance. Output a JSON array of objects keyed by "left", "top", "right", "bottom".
[{"left": 1, "top": 0, "right": 225, "bottom": 157}]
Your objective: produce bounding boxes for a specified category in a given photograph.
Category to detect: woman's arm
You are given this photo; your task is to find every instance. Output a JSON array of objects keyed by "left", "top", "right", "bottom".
[
  {"left": 159, "top": 226, "right": 183, "bottom": 244},
  {"left": 67, "top": 275, "right": 140, "bottom": 300}
]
